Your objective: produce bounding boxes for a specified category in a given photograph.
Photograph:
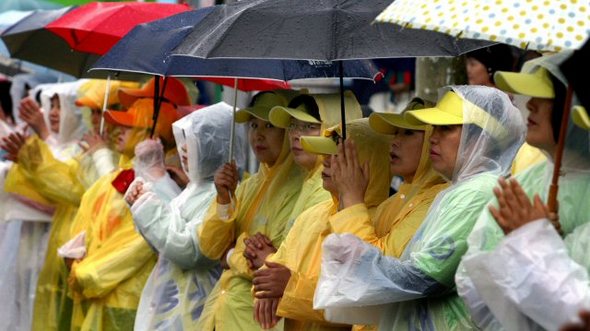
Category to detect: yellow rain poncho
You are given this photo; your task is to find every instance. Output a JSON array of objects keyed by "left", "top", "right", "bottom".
[
  {"left": 262, "top": 119, "right": 392, "bottom": 331},
  {"left": 329, "top": 105, "right": 448, "bottom": 259},
  {"left": 196, "top": 91, "right": 307, "bottom": 331},
  {"left": 68, "top": 98, "right": 179, "bottom": 331},
  {"left": 314, "top": 86, "right": 526, "bottom": 330}
]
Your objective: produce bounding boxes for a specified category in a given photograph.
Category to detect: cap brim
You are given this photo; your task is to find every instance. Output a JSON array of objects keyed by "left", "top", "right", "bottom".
[
  {"left": 572, "top": 106, "right": 590, "bottom": 131},
  {"left": 301, "top": 136, "right": 338, "bottom": 155},
  {"left": 75, "top": 96, "right": 98, "bottom": 109},
  {"left": 118, "top": 87, "right": 152, "bottom": 109},
  {"left": 104, "top": 110, "right": 143, "bottom": 128},
  {"left": 494, "top": 71, "right": 554, "bottom": 98},
  {"left": 369, "top": 112, "right": 427, "bottom": 134},
  {"left": 269, "top": 106, "right": 321, "bottom": 128},
  {"left": 235, "top": 105, "right": 271, "bottom": 123},
  {"left": 405, "top": 107, "right": 463, "bottom": 126}
]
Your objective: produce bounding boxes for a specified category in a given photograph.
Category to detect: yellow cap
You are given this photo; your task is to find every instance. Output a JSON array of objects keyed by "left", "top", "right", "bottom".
[
  {"left": 235, "top": 90, "right": 301, "bottom": 123},
  {"left": 75, "top": 80, "right": 139, "bottom": 109},
  {"left": 301, "top": 135, "right": 338, "bottom": 155},
  {"left": 572, "top": 106, "right": 590, "bottom": 131},
  {"left": 405, "top": 91, "right": 465, "bottom": 126},
  {"left": 269, "top": 103, "right": 321, "bottom": 128},
  {"left": 494, "top": 67, "right": 555, "bottom": 98},
  {"left": 369, "top": 98, "right": 434, "bottom": 134}
]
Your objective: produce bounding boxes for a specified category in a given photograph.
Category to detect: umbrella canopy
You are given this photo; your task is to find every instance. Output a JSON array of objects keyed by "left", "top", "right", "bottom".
[
  {"left": 561, "top": 39, "right": 590, "bottom": 112},
  {"left": 46, "top": 1, "right": 191, "bottom": 55},
  {"left": 1, "top": 7, "right": 101, "bottom": 77},
  {"left": 171, "top": 0, "right": 491, "bottom": 61},
  {"left": 376, "top": 0, "right": 590, "bottom": 52},
  {"left": 90, "top": 8, "right": 382, "bottom": 90}
]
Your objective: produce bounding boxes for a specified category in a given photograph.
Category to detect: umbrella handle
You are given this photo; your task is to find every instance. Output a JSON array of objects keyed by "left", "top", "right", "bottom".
[
  {"left": 339, "top": 60, "right": 346, "bottom": 140},
  {"left": 99, "top": 74, "right": 111, "bottom": 135},
  {"left": 547, "top": 84, "right": 574, "bottom": 233},
  {"left": 228, "top": 77, "right": 238, "bottom": 163}
]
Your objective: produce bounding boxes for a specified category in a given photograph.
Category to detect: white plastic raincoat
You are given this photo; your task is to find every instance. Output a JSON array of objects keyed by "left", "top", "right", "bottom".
[
  {"left": 131, "top": 102, "right": 247, "bottom": 330},
  {"left": 313, "top": 86, "right": 526, "bottom": 330},
  {"left": 456, "top": 52, "right": 590, "bottom": 331}
]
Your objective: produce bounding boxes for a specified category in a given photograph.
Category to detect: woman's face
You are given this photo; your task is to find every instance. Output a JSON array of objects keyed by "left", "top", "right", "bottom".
[
  {"left": 116, "top": 125, "right": 135, "bottom": 154},
  {"left": 287, "top": 118, "right": 321, "bottom": 170},
  {"left": 248, "top": 118, "right": 285, "bottom": 167},
  {"left": 90, "top": 108, "right": 102, "bottom": 133},
  {"left": 526, "top": 97, "right": 556, "bottom": 154},
  {"left": 49, "top": 95, "right": 60, "bottom": 133},
  {"left": 466, "top": 58, "right": 493, "bottom": 87},
  {"left": 430, "top": 125, "right": 462, "bottom": 179},
  {"left": 321, "top": 154, "right": 338, "bottom": 194},
  {"left": 390, "top": 127, "right": 425, "bottom": 182}
]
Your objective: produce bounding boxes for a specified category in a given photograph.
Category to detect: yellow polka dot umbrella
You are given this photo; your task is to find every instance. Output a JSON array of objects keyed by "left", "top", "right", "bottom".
[{"left": 376, "top": 0, "right": 589, "bottom": 52}]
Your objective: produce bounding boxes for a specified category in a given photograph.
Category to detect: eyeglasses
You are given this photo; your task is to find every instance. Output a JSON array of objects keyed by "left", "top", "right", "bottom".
[{"left": 287, "top": 121, "right": 321, "bottom": 134}]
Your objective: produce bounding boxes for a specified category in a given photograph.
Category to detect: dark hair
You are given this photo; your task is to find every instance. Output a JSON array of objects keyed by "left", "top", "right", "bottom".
[
  {"left": 466, "top": 44, "right": 516, "bottom": 83},
  {"left": 288, "top": 95, "right": 321, "bottom": 121},
  {"left": 550, "top": 75, "right": 566, "bottom": 143},
  {"left": 0, "top": 81, "right": 13, "bottom": 122}
]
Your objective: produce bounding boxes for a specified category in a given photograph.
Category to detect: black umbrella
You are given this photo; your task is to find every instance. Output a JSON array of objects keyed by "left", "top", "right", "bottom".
[
  {"left": 0, "top": 7, "right": 101, "bottom": 77},
  {"left": 560, "top": 39, "right": 589, "bottom": 112},
  {"left": 172, "top": 0, "right": 491, "bottom": 137}
]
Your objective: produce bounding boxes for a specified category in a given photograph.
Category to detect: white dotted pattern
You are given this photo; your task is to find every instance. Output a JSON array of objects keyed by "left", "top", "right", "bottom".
[{"left": 376, "top": 0, "right": 590, "bottom": 52}]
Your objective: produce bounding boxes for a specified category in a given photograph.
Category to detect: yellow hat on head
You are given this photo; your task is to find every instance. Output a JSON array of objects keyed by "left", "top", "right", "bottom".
[
  {"left": 75, "top": 80, "right": 139, "bottom": 109},
  {"left": 406, "top": 90, "right": 508, "bottom": 141},
  {"left": 572, "top": 106, "right": 590, "bottom": 131},
  {"left": 104, "top": 98, "right": 178, "bottom": 143},
  {"left": 236, "top": 89, "right": 302, "bottom": 123},
  {"left": 494, "top": 67, "right": 555, "bottom": 99},
  {"left": 301, "top": 135, "right": 339, "bottom": 155},
  {"left": 369, "top": 97, "right": 435, "bottom": 134},
  {"left": 269, "top": 91, "right": 362, "bottom": 129}
]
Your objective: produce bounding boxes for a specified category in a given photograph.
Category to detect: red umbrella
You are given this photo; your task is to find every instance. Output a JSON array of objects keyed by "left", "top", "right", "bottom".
[{"left": 46, "top": 2, "right": 190, "bottom": 55}]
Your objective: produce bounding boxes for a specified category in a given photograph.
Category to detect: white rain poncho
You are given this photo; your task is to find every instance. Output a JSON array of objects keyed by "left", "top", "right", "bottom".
[
  {"left": 131, "top": 102, "right": 247, "bottom": 330},
  {"left": 456, "top": 52, "right": 590, "bottom": 331},
  {"left": 313, "top": 86, "right": 526, "bottom": 330}
]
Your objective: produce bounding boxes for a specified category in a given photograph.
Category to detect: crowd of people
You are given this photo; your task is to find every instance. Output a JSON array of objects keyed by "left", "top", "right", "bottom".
[{"left": 0, "top": 45, "right": 588, "bottom": 331}]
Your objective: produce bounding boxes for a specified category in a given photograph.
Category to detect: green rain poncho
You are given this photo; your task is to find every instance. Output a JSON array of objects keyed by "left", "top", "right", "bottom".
[
  {"left": 313, "top": 85, "right": 526, "bottom": 330},
  {"left": 455, "top": 53, "right": 590, "bottom": 331},
  {"left": 131, "top": 102, "right": 247, "bottom": 330}
]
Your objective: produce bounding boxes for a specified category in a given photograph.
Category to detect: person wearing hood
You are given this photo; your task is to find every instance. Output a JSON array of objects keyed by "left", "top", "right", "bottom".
[
  {"left": 328, "top": 98, "right": 448, "bottom": 259},
  {"left": 123, "top": 102, "right": 248, "bottom": 330},
  {"left": 250, "top": 118, "right": 392, "bottom": 330},
  {"left": 0, "top": 80, "right": 90, "bottom": 331},
  {"left": 455, "top": 52, "right": 590, "bottom": 331},
  {"left": 67, "top": 97, "right": 180, "bottom": 331},
  {"left": 312, "top": 85, "right": 526, "bottom": 330},
  {"left": 195, "top": 90, "right": 307, "bottom": 331},
  {"left": 242, "top": 92, "right": 363, "bottom": 271}
]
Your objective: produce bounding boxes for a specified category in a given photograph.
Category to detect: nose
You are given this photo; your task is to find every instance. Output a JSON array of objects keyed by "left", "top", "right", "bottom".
[{"left": 430, "top": 129, "right": 440, "bottom": 145}]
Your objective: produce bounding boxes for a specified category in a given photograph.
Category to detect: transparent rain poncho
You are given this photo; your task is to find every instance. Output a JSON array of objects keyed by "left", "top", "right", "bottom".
[
  {"left": 313, "top": 85, "right": 526, "bottom": 330},
  {"left": 456, "top": 52, "right": 590, "bottom": 331},
  {"left": 131, "top": 102, "right": 247, "bottom": 330}
]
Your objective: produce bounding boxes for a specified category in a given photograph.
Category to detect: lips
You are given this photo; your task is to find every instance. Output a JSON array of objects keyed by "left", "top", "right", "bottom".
[
  {"left": 430, "top": 149, "right": 440, "bottom": 158},
  {"left": 527, "top": 117, "right": 537, "bottom": 126}
]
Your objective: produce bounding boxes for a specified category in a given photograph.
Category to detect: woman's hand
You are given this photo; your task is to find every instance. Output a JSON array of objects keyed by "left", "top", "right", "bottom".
[
  {"left": 214, "top": 161, "right": 238, "bottom": 204},
  {"left": 243, "top": 232, "right": 276, "bottom": 270},
  {"left": 253, "top": 261, "right": 291, "bottom": 299},
  {"left": 489, "top": 177, "right": 554, "bottom": 235},
  {"left": 19, "top": 97, "right": 49, "bottom": 139},
  {"left": 124, "top": 180, "right": 145, "bottom": 206},
  {"left": 254, "top": 297, "right": 281, "bottom": 329},
  {"left": 0, "top": 131, "right": 28, "bottom": 162},
  {"left": 331, "top": 139, "right": 369, "bottom": 209}
]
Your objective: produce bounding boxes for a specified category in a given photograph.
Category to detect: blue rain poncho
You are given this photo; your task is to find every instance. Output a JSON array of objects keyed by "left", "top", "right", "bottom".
[
  {"left": 131, "top": 102, "right": 247, "bottom": 330},
  {"left": 313, "top": 85, "right": 526, "bottom": 330}
]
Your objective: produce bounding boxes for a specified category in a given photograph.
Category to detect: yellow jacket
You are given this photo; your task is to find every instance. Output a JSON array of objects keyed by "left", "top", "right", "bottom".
[
  {"left": 266, "top": 119, "right": 392, "bottom": 331},
  {"left": 197, "top": 135, "right": 307, "bottom": 331},
  {"left": 69, "top": 167, "right": 157, "bottom": 331},
  {"left": 4, "top": 135, "right": 85, "bottom": 331}
]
